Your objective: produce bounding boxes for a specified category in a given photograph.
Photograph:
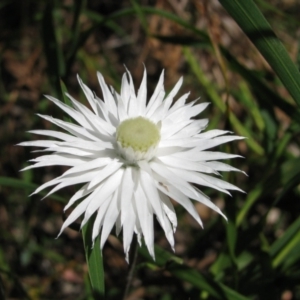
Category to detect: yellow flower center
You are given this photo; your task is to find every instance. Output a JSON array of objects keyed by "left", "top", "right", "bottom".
[
  {"left": 116, "top": 117, "right": 160, "bottom": 162},
  {"left": 117, "top": 117, "right": 160, "bottom": 152}
]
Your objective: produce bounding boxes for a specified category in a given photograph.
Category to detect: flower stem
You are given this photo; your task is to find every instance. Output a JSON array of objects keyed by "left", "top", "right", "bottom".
[{"left": 123, "top": 236, "right": 138, "bottom": 300}]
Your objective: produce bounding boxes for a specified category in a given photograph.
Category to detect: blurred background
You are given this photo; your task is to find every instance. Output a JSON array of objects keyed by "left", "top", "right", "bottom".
[{"left": 1, "top": 0, "right": 300, "bottom": 299}]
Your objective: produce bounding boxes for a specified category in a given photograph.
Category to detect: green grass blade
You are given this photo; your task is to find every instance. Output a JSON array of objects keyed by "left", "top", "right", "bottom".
[
  {"left": 139, "top": 245, "right": 250, "bottom": 300},
  {"left": 130, "top": 0, "right": 149, "bottom": 34},
  {"left": 183, "top": 47, "right": 264, "bottom": 155},
  {"left": 42, "top": 2, "right": 65, "bottom": 97},
  {"left": 60, "top": 79, "right": 73, "bottom": 123},
  {"left": 271, "top": 218, "right": 300, "bottom": 268},
  {"left": 82, "top": 216, "right": 105, "bottom": 298},
  {"left": 234, "top": 82, "right": 265, "bottom": 132},
  {"left": 219, "top": 0, "right": 300, "bottom": 108},
  {"left": 0, "top": 177, "right": 65, "bottom": 203},
  {"left": 150, "top": 33, "right": 300, "bottom": 126},
  {"left": 222, "top": 48, "right": 300, "bottom": 124}
]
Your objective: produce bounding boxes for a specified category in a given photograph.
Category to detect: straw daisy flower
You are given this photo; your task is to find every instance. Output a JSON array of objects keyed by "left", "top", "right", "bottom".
[{"left": 20, "top": 68, "right": 244, "bottom": 261}]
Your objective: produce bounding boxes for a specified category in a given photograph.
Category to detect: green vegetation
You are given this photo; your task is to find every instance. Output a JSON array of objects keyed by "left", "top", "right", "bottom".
[{"left": 1, "top": 0, "right": 300, "bottom": 299}]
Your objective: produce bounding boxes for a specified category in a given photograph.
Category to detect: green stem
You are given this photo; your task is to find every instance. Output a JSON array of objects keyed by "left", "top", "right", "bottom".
[
  {"left": 123, "top": 237, "right": 138, "bottom": 300},
  {"left": 82, "top": 217, "right": 105, "bottom": 298}
]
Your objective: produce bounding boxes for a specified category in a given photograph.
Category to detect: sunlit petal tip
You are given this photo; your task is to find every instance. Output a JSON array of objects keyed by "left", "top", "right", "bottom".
[
  {"left": 20, "top": 68, "right": 245, "bottom": 261},
  {"left": 40, "top": 194, "right": 48, "bottom": 201}
]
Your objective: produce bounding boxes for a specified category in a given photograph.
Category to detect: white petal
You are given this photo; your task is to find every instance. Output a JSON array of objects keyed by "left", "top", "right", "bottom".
[
  {"left": 92, "top": 199, "right": 111, "bottom": 243},
  {"left": 150, "top": 160, "right": 200, "bottom": 200},
  {"left": 20, "top": 159, "right": 73, "bottom": 172},
  {"left": 83, "top": 168, "right": 124, "bottom": 223},
  {"left": 159, "top": 135, "right": 244, "bottom": 149},
  {"left": 159, "top": 211, "right": 175, "bottom": 251},
  {"left": 166, "top": 119, "right": 208, "bottom": 139},
  {"left": 139, "top": 168, "right": 165, "bottom": 228},
  {"left": 123, "top": 202, "right": 136, "bottom": 262},
  {"left": 79, "top": 185, "right": 109, "bottom": 229},
  {"left": 28, "top": 130, "right": 79, "bottom": 142},
  {"left": 59, "top": 166, "right": 101, "bottom": 179},
  {"left": 45, "top": 95, "right": 92, "bottom": 129},
  {"left": 43, "top": 169, "right": 102, "bottom": 198},
  {"left": 121, "top": 72, "right": 130, "bottom": 111},
  {"left": 115, "top": 214, "right": 122, "bottom": 237},
  {"left": 58, "top": 196, "right": 91, "bottom": 236},
  {"left": 172, "top": 150, "right": 243, "bottom": 161},
  {"left": 162, "top": 76, "right": 183, "bottom": 117},
  {"left": 38, "top": 146, "right": 97, "bottom": 157},
  {"left": 204, "top": 161, "right": 246, "bottom": 174},
  {"left": 197, "top": 129, "right": 231, "bottom": 139},
  {"left": 134, "top": 178, "right": 155, "bottom": 259},
  {"left": 169, "top": 166, "right": 244, "bottom": 194},
  {"left": 77, "top": 75, "right": 98, "bottom": 116},
  {"left": 161, "top": 120, "right": 192, "bottom": 139},
  {"left": 120, "top": 167, "right": 135, "bottom": 225},
  {"left": 63, "top": 157, "right": 114, "bottom": 176},
  {"left": 156, "top": 146, "right": 182, "bottom": 157},
  {"left": 195, "top": 135, "right": 245, "bottom": 151},
  {"left": 101, "top": 191, "right": 120, "bottom": 249},
  {"left": 126, "top": 70, "right": 138, "bottom": 118},
  {"left": 18, "top": 140, "right": 59, "bottom": 148},
  {"left": 158, "top": 156, "right": 219, "bottom": 175},
  {"left": 66, "top": 93, "right": 115, "bottom": 136},
  {"left": 137, "top": 66, "right": 147, "bottom": 116},
  {"left": 64, "top": 183, "right": 93, "bottom": 211},
  {"left": 57, "top": 140, "right": 114, "bottom": 150},
  {"left": 117, "top": 95, "right": 128, "bottom": 122},
  {"left": 30, "top": 177, "right": 60, "bottom": 196},
  {"left": 157, "top": 184, "right": 203, "bottom": 228},
  {"left": 87, "top": 161, "right": 123, "bottom": 190},
  {"left": 97, "top": 72, "right": 118, "bottom": 117},
  {"left": 168, "top": 92, "right": 190, "bottom": 113},
  {"left": 36, "top": 114, "right": 100, "bottom": 142},
  {"left": 147, "top": 102, "right": 165, "bottom": 122},
  {"left": 159, "top": 191, "right": 177, "bottom": 231},
  {"left": 146, "top": 69, "right": 164, "bottom": 114},
  {"left": 31, "top": 153, "right": 87, "bottom": 164}
]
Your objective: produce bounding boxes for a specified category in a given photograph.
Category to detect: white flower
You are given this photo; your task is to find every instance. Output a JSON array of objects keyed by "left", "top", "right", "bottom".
[{"left": 20, "top": 68, "right": 244, "bottom": 261}]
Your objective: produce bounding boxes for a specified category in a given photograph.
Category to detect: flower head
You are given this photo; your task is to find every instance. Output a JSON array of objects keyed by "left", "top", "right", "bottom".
[{"left": 20, "top": 68, "right": 244, "bottom": 261}]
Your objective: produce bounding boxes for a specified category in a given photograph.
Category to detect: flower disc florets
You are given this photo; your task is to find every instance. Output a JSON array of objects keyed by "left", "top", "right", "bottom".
[{"left": 116, "top": 117, "right": 161, "bottom": 163}]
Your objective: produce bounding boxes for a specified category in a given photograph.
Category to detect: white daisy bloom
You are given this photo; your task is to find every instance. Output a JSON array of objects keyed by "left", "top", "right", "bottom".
[{"left": 20, "top": 68, "right": 244, "bottom": 261}]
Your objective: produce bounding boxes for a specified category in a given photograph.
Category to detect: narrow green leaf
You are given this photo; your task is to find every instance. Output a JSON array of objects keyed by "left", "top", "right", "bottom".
[
  {"left": 65, "top": 0, "right": 86, "bottom": 74},
  {"left": 255, "top": 0, "right": 300, "bottom": 26},
  {"left": 183, "top": 47, "right": 264, "bottom": 155},
  {"left": 218, "top": 0, "right": 300, "bottom": 108},
  {"left": 149, "top": 33, "right": 300, "bottom": 126},
  {"left": 42, "top": 2, "right": 65, "bottom": 97},
  {"left": 74, "top": 6, "right": 210, "bottom": 65},
  {"left": 226, "top": 220, "right": 238, "bottom": 263},
  {"left": 210, "top": 252, "right": 232, "bottom": 278},
  {"left": 222, "top": 49, "right": 300, "bottom": 125},
  {"left": 139, "top": 244, "right": 250, "bottom": 300},
  {"left": 0, "top": 177, "right": 65, "bottom": 203},
  {"left": 237, "top": 184, "right": 264, "bottom": 226},
  {"left": 275, "top": 171, "right": 300, "bottom": 204},
  {"left": 82, "top": 217, "right": 105, "bottom": 298},
  {"left": 235, "top": 82, "right": 265, "bottom": 131},
  {"left": 131, "top": 0, "right": 149, "bottom": 34},
  {"left": 60, "top": 79, "right": 70, "bottom": 105},
  {"left": 270, "top": 216, "right": 300, "bottom": 267},
  {"left": 69, "top": 0, "right": 86, "bottom": 57},
  {"left": 60, "top": 79, "right": 72, "bottom": 123}
]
